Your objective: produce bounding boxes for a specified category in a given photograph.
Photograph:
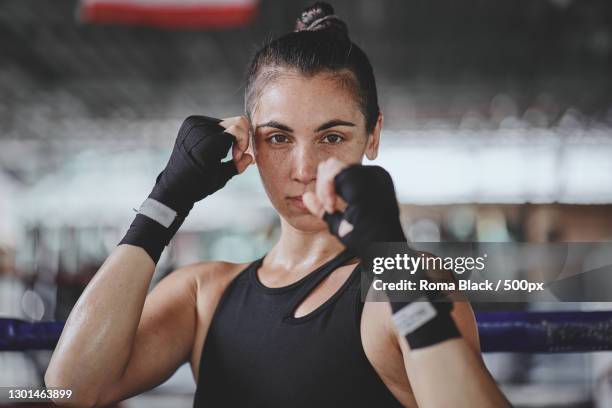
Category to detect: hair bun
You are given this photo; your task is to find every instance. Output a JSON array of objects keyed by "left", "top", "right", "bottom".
[{"left": 294, "top": 2, "right": 349, "bottom": 39}]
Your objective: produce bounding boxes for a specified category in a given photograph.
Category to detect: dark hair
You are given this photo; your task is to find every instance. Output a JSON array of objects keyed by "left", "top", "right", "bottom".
[{"left": 245, "top": 2, "right": 380, "bottom": 133}]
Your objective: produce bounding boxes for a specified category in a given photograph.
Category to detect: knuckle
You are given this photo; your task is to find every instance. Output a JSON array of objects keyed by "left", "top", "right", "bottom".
[{"left": 220, "top": 116, "right": 240, "bottom": 127}]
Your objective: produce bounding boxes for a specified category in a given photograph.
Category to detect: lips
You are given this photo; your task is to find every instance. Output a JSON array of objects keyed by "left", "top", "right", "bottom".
[{"left": 287, "top": 195, "right": 306, "bottom": 210}]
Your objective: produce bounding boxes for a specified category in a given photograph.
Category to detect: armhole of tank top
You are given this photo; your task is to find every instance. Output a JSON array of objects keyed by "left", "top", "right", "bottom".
[
  {"left": 351, "top": 280, "right": 407, "bottom": 408},
  {"left": 352, "top": 277, "right": 366, "bottom": 342},
  {"left": 195, "top": 257, "right": 262, "bottom": 383},
  {"left": 351, "top": 269, "right": 379, "bottom": 367},
  {"left": 351, "top": 276, "right": 399, "bottom": 398}
]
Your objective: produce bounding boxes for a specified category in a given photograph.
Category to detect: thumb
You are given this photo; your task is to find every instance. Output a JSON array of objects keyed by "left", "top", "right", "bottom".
[{"left": 303, "top": 192, "right": 325, "bottom": 218}]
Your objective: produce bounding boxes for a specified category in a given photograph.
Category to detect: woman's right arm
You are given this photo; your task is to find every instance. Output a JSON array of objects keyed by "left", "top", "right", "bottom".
[
  {"left": 45, "top": 115, "right": 252, "bottom": 406},
  {"left": 45, "top": 244, "right": 199, "bottom": 407}
]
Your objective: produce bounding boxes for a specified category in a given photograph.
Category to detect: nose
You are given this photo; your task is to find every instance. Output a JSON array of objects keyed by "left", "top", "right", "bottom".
[{"left": 291, "top": 143, "right": 318, "bottom": 185}]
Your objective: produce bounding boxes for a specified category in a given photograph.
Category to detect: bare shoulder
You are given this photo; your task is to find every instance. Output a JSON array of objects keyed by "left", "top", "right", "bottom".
[
  {"left": 151, "top": 260, "right": 240, "bottom": 303},
  {"left": 167, "top": 259, "right": 252, "bottom": 327},
  {"left": 174, "top": 259, "right": 248, "bottom": 288}
]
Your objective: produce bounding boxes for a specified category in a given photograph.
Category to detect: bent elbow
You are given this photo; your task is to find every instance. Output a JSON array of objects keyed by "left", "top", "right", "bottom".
[{"left": 44, "top": 369, "right": 98, "bottom": 408}]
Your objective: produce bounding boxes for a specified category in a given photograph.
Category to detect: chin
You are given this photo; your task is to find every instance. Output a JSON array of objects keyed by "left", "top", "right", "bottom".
[{"left": 282, "top": 210, "right": 329, "bottom": 232}]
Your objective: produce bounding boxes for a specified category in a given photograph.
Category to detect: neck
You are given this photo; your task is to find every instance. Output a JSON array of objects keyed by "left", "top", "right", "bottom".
[{"left": 265, "top": 216, "right": 346, "bottom": 273}]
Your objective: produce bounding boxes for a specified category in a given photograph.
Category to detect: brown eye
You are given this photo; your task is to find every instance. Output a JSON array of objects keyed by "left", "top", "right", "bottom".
[
  {"left": 267, "top": 134, "right": 290, "bottom": 144},
  {"left": 322, "top": 134, "right": 344, "bottom": 144}
]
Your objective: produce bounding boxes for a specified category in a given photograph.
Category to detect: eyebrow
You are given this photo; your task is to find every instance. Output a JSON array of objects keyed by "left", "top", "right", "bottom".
[{"left": 255, "top": 119, "right": 356, "bottom": 133}]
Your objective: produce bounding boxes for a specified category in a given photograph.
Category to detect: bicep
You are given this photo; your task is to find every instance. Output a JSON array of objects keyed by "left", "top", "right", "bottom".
[
  {"left": 395, "top": 300, "right": 482, "bottom": 367},
  {"left": 392, "top": 299, "right": 483, "bottom": 398},
  {"left": 95, "top": 265, "right": 199, "bottom": 407},
  {"left": 452, "top": 301, "right": 481, "bottom": 354}
]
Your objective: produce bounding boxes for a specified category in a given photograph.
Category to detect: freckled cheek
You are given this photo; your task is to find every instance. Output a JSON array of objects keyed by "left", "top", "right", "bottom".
[
  {"left": 256, "top": 149, "right": 291, "bottom": 195},
  {"left": 319, "top": 148, "right": 352, "bottom": 163},
  {"left": 321, "top": 142, "right": 365, "bottom": 164},
  {"left": 256, "top": 146, "right": 290, "bottom": 172},
  {"left": 262, "top": 173, "right": 284, "bottom": 198}
]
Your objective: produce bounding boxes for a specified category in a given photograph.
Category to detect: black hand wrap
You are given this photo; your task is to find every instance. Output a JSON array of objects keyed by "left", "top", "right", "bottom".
[
  {"left": 323, "top": 164, "right": 460, "bottom": 349},
  {"left": 119, "top": 116, "right": 238, "bottom": 264},
  {"left": 388, "top": 283, "right": 460, "bottom": 350},
  {"left": 323, "top": 164, "right": 407, "bottom": 255}
]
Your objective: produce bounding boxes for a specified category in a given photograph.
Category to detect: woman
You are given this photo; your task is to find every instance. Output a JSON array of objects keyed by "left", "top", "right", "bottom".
[{"left": 45, "top": 3, "right": 510, "bottom": 407}]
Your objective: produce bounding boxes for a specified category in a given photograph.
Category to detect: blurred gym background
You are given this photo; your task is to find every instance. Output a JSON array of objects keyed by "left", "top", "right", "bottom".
[{"left": 1, "top": 0, "right": 611, "bottom": 407}]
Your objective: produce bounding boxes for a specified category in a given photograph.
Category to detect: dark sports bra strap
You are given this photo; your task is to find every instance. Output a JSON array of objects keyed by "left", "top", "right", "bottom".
[{"left": 282, "top": 248, "right": 357, "bottom": 319}]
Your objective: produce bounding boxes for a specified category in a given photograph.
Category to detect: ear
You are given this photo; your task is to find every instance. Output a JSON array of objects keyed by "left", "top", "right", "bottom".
[
  {"left": 246, "top": 118, "right": 257, "bottom": 165},
  {"left": 247, "top": 130, "right": 256, "bottom": 161},
  {"left": 365, "top": 112, "right": 383, "bottom": 161}
]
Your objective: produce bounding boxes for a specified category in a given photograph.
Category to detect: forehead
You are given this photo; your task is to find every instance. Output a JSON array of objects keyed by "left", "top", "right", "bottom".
[{"left": 252, "top": 70, "right": 363, "bottom": 128}]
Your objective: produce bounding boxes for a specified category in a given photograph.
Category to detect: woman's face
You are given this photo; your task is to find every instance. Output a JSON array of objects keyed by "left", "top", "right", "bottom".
[{"left": 249, "top": 70, "right": 381, "bottom": 232}]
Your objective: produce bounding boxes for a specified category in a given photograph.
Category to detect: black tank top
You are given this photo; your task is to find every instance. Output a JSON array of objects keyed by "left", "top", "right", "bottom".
[{"left": 193, "top": 249, "right": 405, "bottom": 408}]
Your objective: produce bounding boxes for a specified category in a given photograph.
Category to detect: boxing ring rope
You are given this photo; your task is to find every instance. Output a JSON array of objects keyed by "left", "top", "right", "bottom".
[
  {"left": 476, "top": 311, "right": 612, "bottom": 353},
  {"left": 2, "top": 312, "right": 612, "bottom": 353}
]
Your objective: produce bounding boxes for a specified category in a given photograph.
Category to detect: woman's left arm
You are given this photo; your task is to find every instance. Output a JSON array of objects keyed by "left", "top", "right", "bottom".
[
  {"left": 304, "top": 159, "right": 511, "bottom": 407},
  {"left": 390, "top": 301, "right": 511, "bottom": 408}
]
